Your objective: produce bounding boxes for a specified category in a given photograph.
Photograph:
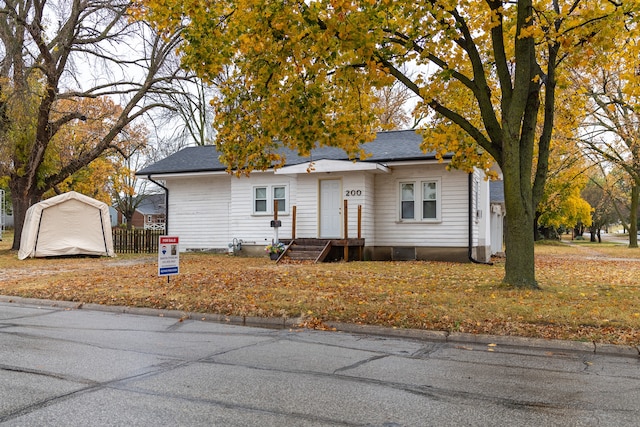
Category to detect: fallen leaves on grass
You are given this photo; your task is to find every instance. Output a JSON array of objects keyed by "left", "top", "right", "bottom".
[{"left": 0, "top": 243, "right": 639, "bottom": 346}]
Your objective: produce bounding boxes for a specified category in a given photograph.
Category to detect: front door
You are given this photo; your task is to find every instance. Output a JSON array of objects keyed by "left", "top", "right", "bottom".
[{"left": 320, "top": 179, "right": 342, "bottom": 238}]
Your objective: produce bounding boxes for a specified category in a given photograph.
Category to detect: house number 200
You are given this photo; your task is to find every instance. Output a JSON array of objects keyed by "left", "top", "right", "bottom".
[{"left": 345, "top": 190, "right": 362, "bottom": 197}]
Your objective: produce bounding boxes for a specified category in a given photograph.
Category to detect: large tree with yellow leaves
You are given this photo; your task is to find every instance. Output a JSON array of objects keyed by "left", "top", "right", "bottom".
[
  {"left": 139, "top": 0, "right": 633, "bottom": 288},
  {"left": 0, "top": 0, "right": 194, "bottom": 250}
]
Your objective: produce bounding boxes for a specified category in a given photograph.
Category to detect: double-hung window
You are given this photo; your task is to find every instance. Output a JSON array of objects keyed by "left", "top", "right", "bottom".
[
  {"left": 254, "top": 187, "right": 268, "bottom": 213},
  {"left": 400, "top": 183, "right": 415, "bottom": 220},
  {"left": 399, "top": 179, "right": 440, "bottom": 222},
  {"left": 253, "top": 185, "right": 288, "bottom": 214},
  {"left": 422, "top": 181, "right": 437, "bottom": 219}
]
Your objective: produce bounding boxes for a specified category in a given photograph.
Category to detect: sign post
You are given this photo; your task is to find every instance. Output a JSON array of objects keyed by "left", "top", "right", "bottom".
[
  {"left": 158, "top": 236, "right": 179, "bottom": 282},
  {"left": 271, "top": 200, "right": 280, "bottom": 244}
]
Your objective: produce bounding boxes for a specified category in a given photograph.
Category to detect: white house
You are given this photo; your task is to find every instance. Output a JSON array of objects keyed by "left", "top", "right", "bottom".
[{"left": 137, "top": 130, "right": 499, "bottom": 262}]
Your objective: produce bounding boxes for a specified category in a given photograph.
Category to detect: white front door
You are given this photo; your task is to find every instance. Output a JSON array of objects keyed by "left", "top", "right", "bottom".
[{"left": 320, "top": 179, "right": 342, "bottom": 238}]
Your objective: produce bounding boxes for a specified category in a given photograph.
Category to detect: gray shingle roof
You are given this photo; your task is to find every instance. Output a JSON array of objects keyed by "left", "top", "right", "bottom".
[
  {"left": 490, "top": 180, "right": 505, "bottom": 204},
  {"left": 137, "top": 129, "right": 444, "bottom": 176},
  {"left": 136, "top": 194, "right": 166, "bottom": 215}
]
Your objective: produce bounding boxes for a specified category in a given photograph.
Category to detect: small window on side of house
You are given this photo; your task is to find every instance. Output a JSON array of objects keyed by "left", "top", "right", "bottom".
[
  {"left": 253, "top": 185, "right": 288, "bottom": 214},
  {"left": 254, "top": 187, "right": 268, "bottom": 213},
  {"left": 422, "top": 181, "right": 437, "bottom": 219},
  {"left": 400, "top": 183, "right": 415, "bottom": 220},
  {"left": 398, "top": 179, "right": 441, "bottom": 222},
  {"left": 273, "top": 186, "right": 286, "bottom": 212}
]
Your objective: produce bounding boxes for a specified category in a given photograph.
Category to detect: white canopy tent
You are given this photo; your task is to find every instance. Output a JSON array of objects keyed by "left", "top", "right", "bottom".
[{"left": 18, "top": 191, "right": 115, "bottom": 259}]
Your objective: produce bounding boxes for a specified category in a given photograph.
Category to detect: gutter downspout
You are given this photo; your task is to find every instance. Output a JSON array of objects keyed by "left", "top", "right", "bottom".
[
  {"left": 147, "top": 175, "right": 169, "bottom": 234},
  {"left": 468, "top": 172, "right": 493, "bottom": 265}
]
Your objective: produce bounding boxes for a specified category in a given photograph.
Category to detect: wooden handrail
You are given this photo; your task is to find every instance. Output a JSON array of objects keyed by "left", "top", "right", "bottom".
[
  {"left": 315, "top": 240, "right": 333, "bottom": 263},
  {"left": 358, "top": 204, "right": 362, "bottom": 261},
  {"left": 292, "top": 205, "right": 296, "bottom": 240},
  {"left": 343, "top": 200, "right": 349, "bottom": 261}
]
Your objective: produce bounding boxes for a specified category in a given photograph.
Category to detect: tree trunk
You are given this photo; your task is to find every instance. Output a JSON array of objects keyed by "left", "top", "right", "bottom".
[
  {"left": 574, "top": 223, "right": 584, "bottom": 238},
  {"left": 629, "top": 184, "right": 638, "bottom": 248},
  {"left": 502, "top": 169, "right": 539, "bottom": 289},
  {"left": 533, "top": 212, "right": 542, "bottom": 241},
  {"left": 9, "top": 178, "right": 44, "bottom": 251},
  {"left": 125, "top": 214, "right": 134, "bottom": 230},
  {"left": 503, "top": 203, "right": 537, "bottom": 288},
  {"left": 9, "top": 194, "right": 29, "bottom": 251}
]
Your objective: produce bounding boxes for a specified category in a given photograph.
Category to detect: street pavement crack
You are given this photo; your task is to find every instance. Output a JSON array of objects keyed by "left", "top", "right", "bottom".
[
  {"left": 0, "top": 357, "right": 198, "bottom": 424},
  {"left": 104, "top": 383, "right": 365, "bottom": 427},
  {"left": 0, "top": 363, "right": 97, "bottom": 385},
  {"left": 333, "top": 354, "right": 388, "bottom": 374}
]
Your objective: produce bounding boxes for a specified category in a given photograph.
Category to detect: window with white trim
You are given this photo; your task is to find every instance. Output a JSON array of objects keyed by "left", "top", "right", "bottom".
[
  {"left": 253, "top": 185, "right": 288, "bottom": 214},
  {"left": 399, "top": 179, "right": 441, "bottom": 221},
  {"left": 422, "top": 181, "right": 437, "bottom": 219},
  {"left": 273, "top": 186, "right": 286, "bottom": 212},
  {"left": 400, "top": 183, "right": 415, "bottom": 220}
]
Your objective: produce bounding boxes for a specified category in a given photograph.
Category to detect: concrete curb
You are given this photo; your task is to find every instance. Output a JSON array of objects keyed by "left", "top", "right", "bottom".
[
  {"left": 0, "top": 295, "right": 302, "bottom": 330},
  {"left": 1, "top": 295, "right": 638, "bottom": 358},
  {"left": 328, "top": 322, "right": 640, "bottom": 358}
]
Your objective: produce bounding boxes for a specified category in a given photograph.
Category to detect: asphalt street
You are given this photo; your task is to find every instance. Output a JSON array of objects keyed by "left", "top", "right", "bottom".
[{"left": 1, "top": 298, "right": 639, "bottom": 426}]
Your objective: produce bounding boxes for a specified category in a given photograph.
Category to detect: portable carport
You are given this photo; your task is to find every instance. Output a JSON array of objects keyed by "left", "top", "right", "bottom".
[{"left": 18, "top": 191, "right": 115, "bottom": 259}]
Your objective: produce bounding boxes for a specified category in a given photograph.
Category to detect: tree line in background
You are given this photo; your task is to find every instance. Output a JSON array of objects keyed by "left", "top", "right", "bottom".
[
  {"left": 2, "top": 1, "right": 640, "bottom": 289},
  {"left": 0, "top": 0, "right": 218, "bottom": 247}
]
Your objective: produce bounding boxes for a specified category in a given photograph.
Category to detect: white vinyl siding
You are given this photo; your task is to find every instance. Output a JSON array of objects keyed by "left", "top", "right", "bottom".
[
  {"left": 341, "top": 173, "right": 369, "bottom": 240},
  {"left": 474, "top": 168, "right": 491, "bottom": 249},
  {"left": 292, "top": 172, "right": 371, "bottom": 240},
  {"left": 166, "top": 176, "right": 231, "bottom": 250},
  {"left": 361, "top": 174, "right": 376, "bottom": 244},
  {"left": 161, "top": 162, "right": 492, "bottom": 253},
  {"left": 374, "top": 165, "right": 468, "bottom": 247},
  {"left": 293, "top": 174, "right": 319, "bottom": 238},
  {"left": 228, "top": 174, "right": 295, "bottom": 244}
]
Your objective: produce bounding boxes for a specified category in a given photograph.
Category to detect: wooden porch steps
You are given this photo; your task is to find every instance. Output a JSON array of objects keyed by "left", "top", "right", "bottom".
[
  {"left": 277, "top": 238, "right": 365, "bottom": 263},
  {"left": 280, "top": 239, "right": 331, "bottom": 263}
]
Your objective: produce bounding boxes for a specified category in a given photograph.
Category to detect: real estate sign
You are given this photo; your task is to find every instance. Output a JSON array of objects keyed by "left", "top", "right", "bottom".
[{"left": 158, "top": 236, "right": 179, "bottom": 276}]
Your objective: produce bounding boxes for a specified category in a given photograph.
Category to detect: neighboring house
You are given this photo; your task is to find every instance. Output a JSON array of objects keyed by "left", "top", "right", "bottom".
[
  {"left": 116, "top": 194, "right": 166, "bottom": 230},
  {"left": 108, "top": 206, "right": 120, "bottom": 228},
  {"left": 0, "top": 189, "right": 5, "bottom": 240},
  {"left": 490, "top": 180, "right": 506, "bottom": 256},
  {"left": 136, "top": 130, "right": 499, "bottom": 262}
]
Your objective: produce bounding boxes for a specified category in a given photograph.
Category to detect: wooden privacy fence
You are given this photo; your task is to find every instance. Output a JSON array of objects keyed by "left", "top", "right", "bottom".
[{"left": 112, "top": 228, "right": 163, "bottom": 254}]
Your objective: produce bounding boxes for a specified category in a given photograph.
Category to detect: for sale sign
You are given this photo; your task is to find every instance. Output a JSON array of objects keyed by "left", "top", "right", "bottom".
[{"left": 158, "top": 236, "right": 179, "bottom": 276}]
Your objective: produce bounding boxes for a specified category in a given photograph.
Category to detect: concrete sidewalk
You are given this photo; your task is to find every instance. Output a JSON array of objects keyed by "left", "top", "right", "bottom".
[{"left": 1, "top": 297, "right": 639, "bottom": 426}]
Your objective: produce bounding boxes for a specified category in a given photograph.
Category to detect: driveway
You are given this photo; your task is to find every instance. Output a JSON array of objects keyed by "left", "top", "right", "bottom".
[{"left": 1, "top": 299, "right": 639, "bottom": 426}]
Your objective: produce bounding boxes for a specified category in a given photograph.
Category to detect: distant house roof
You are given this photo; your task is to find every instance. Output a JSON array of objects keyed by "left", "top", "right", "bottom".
[
  {"left": 136, "top": 194, "right": 165, "bottom": 215},
  {"left": 490, "top": 180, "right": 505, "bottom": 204},
  {"left": 137, "top": 130, "right": 448, "bottom": 176}
]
